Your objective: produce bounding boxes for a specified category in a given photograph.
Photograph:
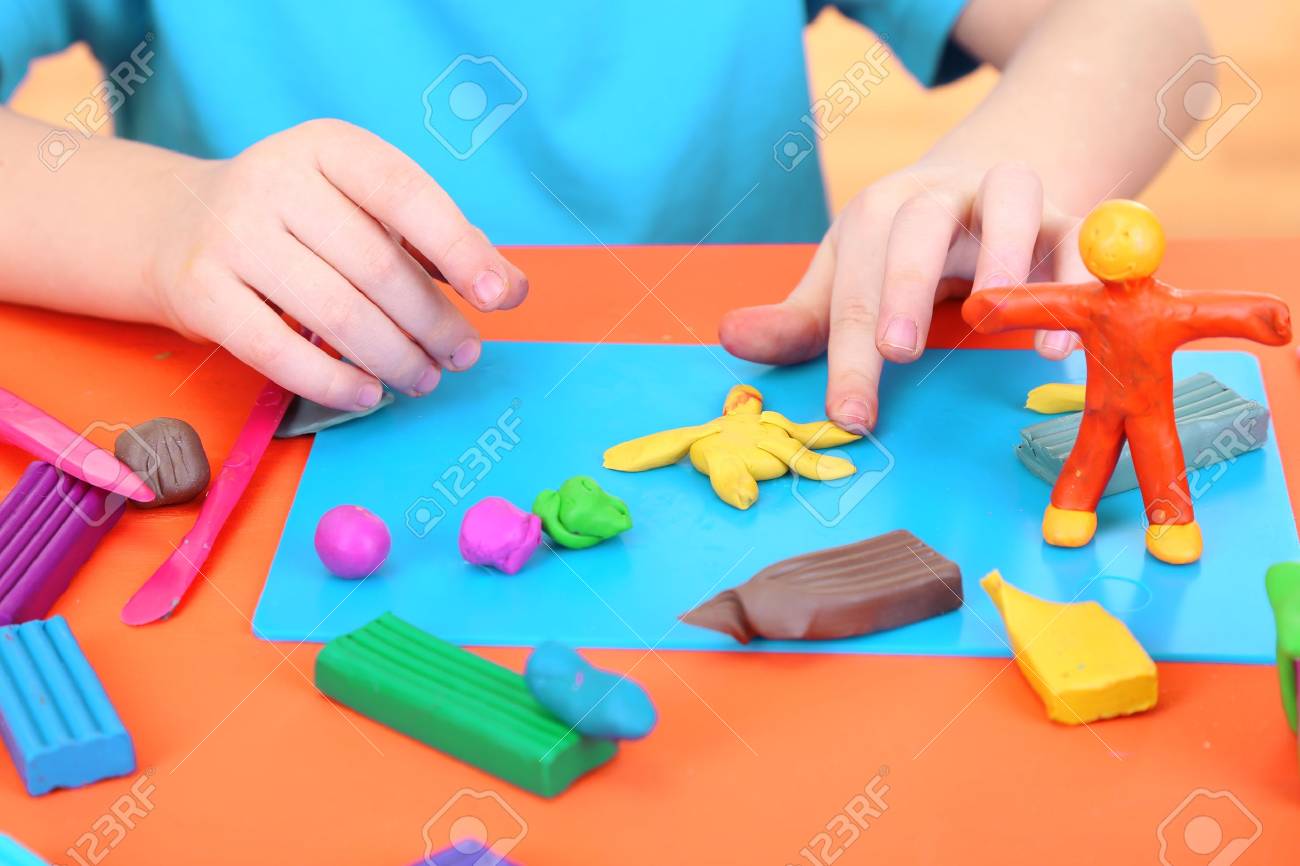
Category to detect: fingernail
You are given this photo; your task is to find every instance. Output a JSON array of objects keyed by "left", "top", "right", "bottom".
[
  {"left": 413, "top": 365, "right": 441, "bottom": 396},
  {"left": 881, "top": 317, "right": 918, "bottom": 354},
  {"left": 474, "top": 270, "right": 505, "bottom": 307},
  {"left": 981, "top": 273, "right": 1012, "bottom": 289},
  {"left": 1042, "top": 331, "right": 1075, "bottom": 357},
  {"left": 451, "top": 339, "right": 481, "bottom": 370},
  {"left": 836, "top": 399, "right": 872, "bottom": 434},
  {"left": 357, "top": 382, "right": 383, "bottom": 409}
]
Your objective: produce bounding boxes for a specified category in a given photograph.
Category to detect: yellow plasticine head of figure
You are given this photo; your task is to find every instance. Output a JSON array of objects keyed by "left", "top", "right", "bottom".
[{"left": 1078, "top": 199, "right": 1166, "bottom": 283}]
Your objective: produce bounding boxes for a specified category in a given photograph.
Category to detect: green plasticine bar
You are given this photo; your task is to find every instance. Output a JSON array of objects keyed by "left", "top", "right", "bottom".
[
  {"left": 1266, "top": 562, "right": 1300, "bottom": 732},
  {"left": 1016, "top": 373, "right": 1269, "bottom": 496},
  {"left": 315, "top": 613, "right": 616, "bottom": 797}
]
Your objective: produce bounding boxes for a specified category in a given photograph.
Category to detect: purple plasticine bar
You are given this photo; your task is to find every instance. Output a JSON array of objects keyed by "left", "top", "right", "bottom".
[
  {"left": 0, "top": 462, "right": 125, "bottom": 626},
  {"left": 415, "top": 848, "right": 521, "bottom": 866},
  {"left": 0, "top": 616, "right": 136, "bottom": 795}
]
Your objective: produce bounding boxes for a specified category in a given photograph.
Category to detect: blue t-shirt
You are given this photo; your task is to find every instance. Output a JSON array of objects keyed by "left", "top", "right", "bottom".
[{"left": 1, "top": 1, "right": 975, "bottom": 244}]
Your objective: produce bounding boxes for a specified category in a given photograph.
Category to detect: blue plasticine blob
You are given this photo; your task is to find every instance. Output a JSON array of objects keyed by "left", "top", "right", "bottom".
[
  {"left": 0, "top": 617, "right": 136, "bottom": 796},
  {"left": 524, "top": 642, "right": 656, "bottom": 741},
  {"left": 0, "top": 834, "right": 49, "bottom": 866}
]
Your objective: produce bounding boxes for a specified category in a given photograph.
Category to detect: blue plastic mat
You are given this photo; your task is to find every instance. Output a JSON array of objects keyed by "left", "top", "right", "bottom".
[{"left": 252, "top": 344, "right": 1297, "bottom": 663}]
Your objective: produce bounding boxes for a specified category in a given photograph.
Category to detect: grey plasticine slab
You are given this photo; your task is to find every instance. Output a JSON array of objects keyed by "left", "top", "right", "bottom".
[
  {"left": 1016, "top": 372, "right": 1270, "bottom": 496},
  {"left": 273, "top": 392, "right": 395, "bottom": 438}
]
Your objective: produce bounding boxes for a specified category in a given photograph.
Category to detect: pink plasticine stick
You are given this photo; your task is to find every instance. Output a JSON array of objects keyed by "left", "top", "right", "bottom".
[
  {"left": 120, "top": 378, "right": 293, "bottom": 625},
  {"left": 0, "top": 388, "right": 155, "bottom": 503}
]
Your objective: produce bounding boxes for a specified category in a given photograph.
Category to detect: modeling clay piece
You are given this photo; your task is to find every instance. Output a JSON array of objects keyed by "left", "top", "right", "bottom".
[
  {"left": 532, "top": 476, "right": 631, "bottom": 549},
  {"left": 0, "top": 462, "right": 125, "bottom": 626},
  {"left": 524, "top": 642, "right": 656, "bottom": 740},
  {"left": 1017, "top": 373, "right": 1270, "bottom": 497},
  {"left": 420, "top": 847, "right": 520, "bottom": 866},
  {"left": 121, "top": 370, "right": 298, "bottom": 625},
  {"left": 963, "top": 200, "right": 1290, "bottom": 565},
  {"left": 981, "top": 571, "right": 1157, "bottom": 724},
  {"left": 1025, "top": 383, "right": 1086, "bottom": 414},
  {"left": 0, "top": 834, "right": 48, "bottom": 866},
  {"left": 1265, "top": 562, "right": 1300, "bottom": 732},
  {"left": 681, "top": 529, "right": 961, "bottom": 643},
  {"left": 603, "top": 384, "right": 860, "bottom": 510},
  {"left": 315, "top": 505, "right": 391, "bottom": 579},
  {"left": 0, "top": 616, "right": 136, "bottom": 796},
  {"left": 317, "top": 614, "right": 616, "bottom": 797},
  {"left": 459, "top": 498, "right": 541, "bottom": 574},
  {"left": 114, "top": 417, "right": 210, "bottom": 507},
  {"left": 273, "top": 392, "right": 395, "bottom": 439}
]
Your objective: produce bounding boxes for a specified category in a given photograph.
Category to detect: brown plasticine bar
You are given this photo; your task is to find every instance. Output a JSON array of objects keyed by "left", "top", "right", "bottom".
[{"left": 680, "top": 529, "right": 963, "bottom": 643}]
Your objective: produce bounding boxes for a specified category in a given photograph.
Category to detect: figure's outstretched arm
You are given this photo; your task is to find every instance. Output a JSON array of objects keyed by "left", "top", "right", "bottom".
[
  {"left": 961, "top": 283, "right": 1093, "bottom": 335},
  {"left": 1176, "top": 291, "right": 1292, "bottom": 345}
]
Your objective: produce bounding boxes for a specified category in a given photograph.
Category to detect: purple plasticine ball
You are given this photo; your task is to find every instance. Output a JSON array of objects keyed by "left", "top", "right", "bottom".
[
  {"left": 459, "top": 496, "right": 542, "bottom": 575},
  {"left": 315, "top": 505, "right": 391, "bottom": 579}
]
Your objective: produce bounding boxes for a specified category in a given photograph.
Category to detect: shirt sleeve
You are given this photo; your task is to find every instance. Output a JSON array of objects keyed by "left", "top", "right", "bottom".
[
  {"left": 811, "top": 0, "right": 980, "bottom": 87},
  {"left": 1, "top": 0, "right": 146, "bottom": 102}
]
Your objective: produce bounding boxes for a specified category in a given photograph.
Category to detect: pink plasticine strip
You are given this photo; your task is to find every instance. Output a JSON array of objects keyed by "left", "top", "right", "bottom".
[
  {"left": 0, "top": 388, "right": 155, "bottom": 503},
  {"left": 120, "top": 378, "right": 293, "bottom": 625}
]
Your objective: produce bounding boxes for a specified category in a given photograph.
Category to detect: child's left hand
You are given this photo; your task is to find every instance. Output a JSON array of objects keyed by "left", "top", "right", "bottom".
[{"left": 721, "top": 160, "right": 1092, "bottom": 434}]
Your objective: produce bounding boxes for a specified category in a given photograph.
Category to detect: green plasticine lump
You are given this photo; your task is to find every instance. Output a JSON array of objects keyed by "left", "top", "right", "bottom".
[
  {"left": 532, "top": 476, "right": 632, "bottom": 549},
  {"left": 315, "top": 613, "right": 616, "bottom": 797},
  {"left": 1267, "top": 562, "right": 1300, "bottom": 732}
]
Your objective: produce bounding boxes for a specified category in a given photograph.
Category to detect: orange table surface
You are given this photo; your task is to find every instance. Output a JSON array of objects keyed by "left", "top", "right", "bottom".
[{"left": 1, "top": 240, "right": 1298, "bottom": 866}]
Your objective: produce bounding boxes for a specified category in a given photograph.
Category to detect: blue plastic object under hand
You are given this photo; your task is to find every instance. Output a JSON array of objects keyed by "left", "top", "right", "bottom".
[
  {"left": 0, "top": 617, "right": 136, "bottom": 796},
  {"left": 0, "top": 834, "right": 48, "bottom": 866},
  {"left": 525, "top": 642, "right": 656, "bottom": 740}
]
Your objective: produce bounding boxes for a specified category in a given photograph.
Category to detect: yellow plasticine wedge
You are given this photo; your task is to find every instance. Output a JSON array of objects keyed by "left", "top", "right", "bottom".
[
  {"left": 603, "top": 385, "right": 862, "bottom": 510},
  {"left": 981, "top": 570, "right": 1157, "bottom": 724},
  {"left": 1025, "top": 383, "right": 1087, "bottom": 414}
]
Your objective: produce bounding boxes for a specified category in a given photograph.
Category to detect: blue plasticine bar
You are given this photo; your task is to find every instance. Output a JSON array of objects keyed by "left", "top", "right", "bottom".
[
  {"left": 0, "top": 616, "right": 136, "bottom": 796},
  {"left": 0, "top": 834, "right": 49, "bottom": 866}
]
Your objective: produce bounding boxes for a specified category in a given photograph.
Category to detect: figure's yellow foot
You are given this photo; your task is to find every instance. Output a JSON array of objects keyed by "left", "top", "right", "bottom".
[
  {"left": 1145, "top": 520, "right": 1202, "bottom": 565},
  {"left": 1042, "top": 505, "right": 1097, "bottom": 548}
]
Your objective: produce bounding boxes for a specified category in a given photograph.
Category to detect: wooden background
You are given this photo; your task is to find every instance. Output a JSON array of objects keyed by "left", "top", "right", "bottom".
[{"left": 8, "top": 3, "right": 1299, "bottom": 236}]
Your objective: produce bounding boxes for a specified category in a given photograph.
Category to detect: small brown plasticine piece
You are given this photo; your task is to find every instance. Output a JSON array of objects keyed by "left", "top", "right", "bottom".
[
  {"left": 680, "top": 529, "right": 962, "bottom": 643},
  {"left": 114, "top": 418, "right": 211, "bottom": 508}
]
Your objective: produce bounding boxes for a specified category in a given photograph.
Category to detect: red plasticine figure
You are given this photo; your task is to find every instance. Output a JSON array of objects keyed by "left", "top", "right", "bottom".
[{"left": 963, "top": 200, "right": 1291, "bottom": 565}]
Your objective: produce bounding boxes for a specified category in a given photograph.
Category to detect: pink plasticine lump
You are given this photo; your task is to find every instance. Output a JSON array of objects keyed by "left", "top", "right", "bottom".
[
  {"left": 315, "top": 505, "right": 391, "bottom": 579},
  {"left": 459, "top": 497, "right": 542, "bottom": 575}
]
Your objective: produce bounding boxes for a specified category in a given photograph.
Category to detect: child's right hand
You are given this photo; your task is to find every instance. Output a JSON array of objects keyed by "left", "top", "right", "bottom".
[{"left": 150, "top": 119, "right": 528, "bottom": 410}]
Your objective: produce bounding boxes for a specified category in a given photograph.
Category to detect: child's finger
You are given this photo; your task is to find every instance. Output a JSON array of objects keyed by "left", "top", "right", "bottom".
[
  {"left": 206, "top": 279, "right": 385, "bottom": 411},
  {"left": 875, "top": 191, "right": 962, "bottom": 362},
  {"left": 286, "top": 177, "right": 483, "bottom": 372},
  {"left": 825, "top": 202, "right": 892, "bottom": 433},
  {"left": 971, "top": 161, "right": 1043, "bottom": 292},
  {"left": 246, "top": 233, "right": 441, "bottom": 397},
  {"left": 309, "top": 121, "right": 528, "bottom": 312},
  {"left": 1034, "top": 213, "right": 1086, "bottom": 358},
  {"left": 718, "top": 236, "right": 834, "bottom": 365}
]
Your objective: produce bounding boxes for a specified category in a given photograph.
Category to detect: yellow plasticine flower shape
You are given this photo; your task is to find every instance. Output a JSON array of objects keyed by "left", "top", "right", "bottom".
[{"left": 602, "top": 384, "right": 861, "bottom": 510}]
